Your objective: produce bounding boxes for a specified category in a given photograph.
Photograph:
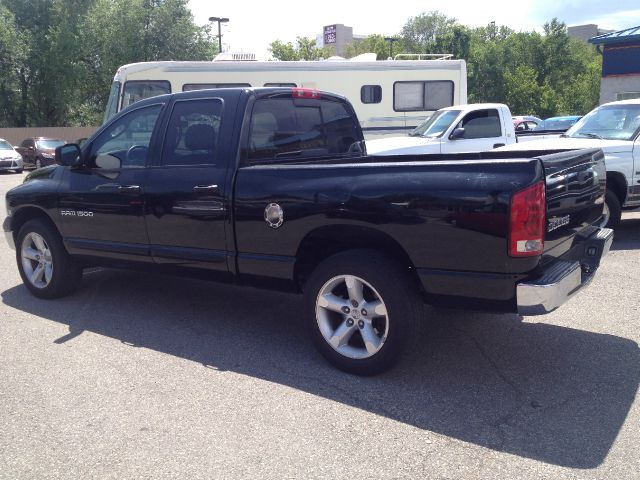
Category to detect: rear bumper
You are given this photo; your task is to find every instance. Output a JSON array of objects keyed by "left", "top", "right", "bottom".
[{"left": 517, "top": 227, "right": 613, "bottom": 315}]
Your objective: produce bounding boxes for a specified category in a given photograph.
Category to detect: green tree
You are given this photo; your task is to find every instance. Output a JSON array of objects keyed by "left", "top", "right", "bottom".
[
  {"left": 0, "top": 0, "right": 215, "bottom": 127},
  {"left": 268, "top": 37, "right": 331, "bottom": 61},
  {"left": 0, "top": 5, "right": 28, "bottom": 126},
  {"left": 400, "top": 11, "right": 458, "bottom": 54},
  {"left": 343, "top": 34, "right": 402, "bottom": 60}
]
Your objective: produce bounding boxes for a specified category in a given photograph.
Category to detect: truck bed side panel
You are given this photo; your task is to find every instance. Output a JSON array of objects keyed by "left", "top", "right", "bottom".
[{"left": 233, "top": 159, "right": 544, "bottom": 283}]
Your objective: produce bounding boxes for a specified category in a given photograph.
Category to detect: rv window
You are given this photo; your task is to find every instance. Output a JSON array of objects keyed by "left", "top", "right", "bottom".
[
  {"left": 104, "top": 81, "right": 121, "bottom": 123},
  {"left": 394, "top": 82, "right": 424, "bottom": 111},
  {"left": 122, "top": 81, "right": 171, "bottom": 110},
  {"left": 183, "top": 83, "right": 251, "bottom": 91},
  {"left": 394, "top": 81, "right": 454, "bottom": 111},
  {"left": 264, "top": 83, "right": 297, "bottom": 87},
  {"left": 425, "top": 81, "right": 454, "bottom": 110},
  {"left": 361, "top": 85, "right": 382, "bottom": 104}
]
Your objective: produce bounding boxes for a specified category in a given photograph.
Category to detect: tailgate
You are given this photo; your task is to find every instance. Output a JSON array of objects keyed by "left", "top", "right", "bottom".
[{"left": 539, "top": 148, "right": 606, "bottom": 259}]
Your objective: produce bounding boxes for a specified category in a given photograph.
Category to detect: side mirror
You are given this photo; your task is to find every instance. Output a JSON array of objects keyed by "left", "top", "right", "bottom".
[
  {"left": 450, "top": 127, "right": 466, "bottom": 140},
  {"left": 55, "top": 144, "right": 82, "bottom": 167}
]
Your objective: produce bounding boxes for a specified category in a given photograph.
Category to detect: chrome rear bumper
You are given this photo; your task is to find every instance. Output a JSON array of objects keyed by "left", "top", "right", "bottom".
[{"left": 517, "top": 227, "right": 614, "bottom": 316}]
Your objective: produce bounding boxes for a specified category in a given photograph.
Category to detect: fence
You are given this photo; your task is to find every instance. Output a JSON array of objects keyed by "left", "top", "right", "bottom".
[{"left": 0, "top": 127, "right": 98, "bottom": 146}]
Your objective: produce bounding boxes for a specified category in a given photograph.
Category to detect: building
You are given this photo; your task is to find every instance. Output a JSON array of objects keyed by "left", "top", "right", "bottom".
[
  {"left": 317, "top": 24, "right": 366, "bottom": 57},
  {"left": 589, "top": 26, "right": 640, "bottom": 104},
  {"left": 568, "top": 24, "right": 613, "bottom": 43}
]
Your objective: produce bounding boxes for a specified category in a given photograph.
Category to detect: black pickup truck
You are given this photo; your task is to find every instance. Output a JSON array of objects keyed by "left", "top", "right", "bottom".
[{"left": 4, "top": 87, "right": 613, "bottom": 375}]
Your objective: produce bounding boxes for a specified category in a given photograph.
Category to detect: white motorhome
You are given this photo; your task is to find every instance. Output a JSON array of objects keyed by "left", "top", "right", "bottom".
[{"left": 103, "top": 53, "right": 467, "bottom": 137}]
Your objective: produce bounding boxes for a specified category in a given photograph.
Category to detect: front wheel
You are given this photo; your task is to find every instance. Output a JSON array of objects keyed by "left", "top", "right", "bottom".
[
  {"left": 16, "top": 220, "right": 82, "bottom": 299},
  {"left": 600, "top": 190, "right": 621, "bottom": 229},
  {"left": 304, "top": 250, "right": 421, "bottom": 375}
]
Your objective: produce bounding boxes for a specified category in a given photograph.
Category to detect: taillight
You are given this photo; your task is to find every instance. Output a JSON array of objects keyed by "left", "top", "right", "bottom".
[
  {"left": 292, "top": 88, "right": 321, "bottom": 99},
  {"left": 509, "top": 181, "right": 545, "bottom": 257}
]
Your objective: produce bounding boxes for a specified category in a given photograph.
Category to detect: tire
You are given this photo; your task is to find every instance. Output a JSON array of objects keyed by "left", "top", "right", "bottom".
[
  {"left": 16, "top": 219, "right": 82, "bottom": 299},
  {"left": 600, "top": 190, "right": 621, "bottom": 229},
  {"left": 14, "top": 168, "right": 23, "bottom": 174},
  {"left": 304, "top": 249, "right": 421, "bottom": 375}
]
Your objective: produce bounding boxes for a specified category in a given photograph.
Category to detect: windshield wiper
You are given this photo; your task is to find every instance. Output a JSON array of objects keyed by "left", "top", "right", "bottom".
[{"left": 577, "top": 133, "right": 603, "bottom": 139}]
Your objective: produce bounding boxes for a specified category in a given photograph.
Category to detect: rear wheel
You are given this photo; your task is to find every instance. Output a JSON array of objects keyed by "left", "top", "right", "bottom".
[
  {"left": 16, "top": 220, "right": 82, "bottom": 299},
  {"left": 304, "top": 250, "right": 421, "bottom": 375}
]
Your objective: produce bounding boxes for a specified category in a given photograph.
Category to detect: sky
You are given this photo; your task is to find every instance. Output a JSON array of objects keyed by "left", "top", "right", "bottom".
[{"left": 188, "top": 0, "right": 640, "bottom": 59}]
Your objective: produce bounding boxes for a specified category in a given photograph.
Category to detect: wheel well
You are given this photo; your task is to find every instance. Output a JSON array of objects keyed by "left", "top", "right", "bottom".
[
  {"left": 9, "top": 207, "right": 58, "bottom": 242},
  {"left": 294, "top": 225, "right": 423, "bottom": 294},
  {"left": 607, "top": 172, "right": 627, "bottom": 205}
]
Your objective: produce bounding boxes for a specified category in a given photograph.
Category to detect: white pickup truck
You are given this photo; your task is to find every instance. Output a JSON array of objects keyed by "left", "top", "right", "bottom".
[
  {"left": 497, "top": 99, "right": 640, "bottom": 228},
  {"left": 366, "top": 103, "right": 559, "bottom": 156}
]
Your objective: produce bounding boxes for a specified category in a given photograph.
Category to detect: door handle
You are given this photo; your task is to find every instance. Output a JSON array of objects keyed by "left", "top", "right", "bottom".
[
  {"left": 193, "top": 184, "right": 219, "bottom": 195},
  {"left": 118, "top": 185, "right": 141, "bottom": 194},
  {"left": 493, "top": 143, "right": 505, "bottom": 148}
]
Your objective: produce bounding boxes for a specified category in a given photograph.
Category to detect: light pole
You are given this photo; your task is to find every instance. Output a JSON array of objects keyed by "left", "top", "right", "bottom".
[
  {"left": 209, "top": 16, "right": 229, "bottom": 53},
  {"left": 384, "top": 37, "right": 399, "bottom": 59}
]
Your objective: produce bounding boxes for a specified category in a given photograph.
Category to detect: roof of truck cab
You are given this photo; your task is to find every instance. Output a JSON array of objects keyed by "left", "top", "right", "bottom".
[{"left": 440, "top": 103, "right": 508, "bottom": 113}]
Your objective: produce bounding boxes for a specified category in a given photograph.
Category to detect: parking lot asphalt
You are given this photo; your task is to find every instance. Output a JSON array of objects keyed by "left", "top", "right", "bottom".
[{"left": 0, "top": 171, "right": 639, "bottom": 479}]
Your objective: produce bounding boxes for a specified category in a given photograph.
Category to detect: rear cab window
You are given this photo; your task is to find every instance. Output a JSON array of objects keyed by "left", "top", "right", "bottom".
[{"left": 246, "top": 96, "right": 362, "bottom": 163}]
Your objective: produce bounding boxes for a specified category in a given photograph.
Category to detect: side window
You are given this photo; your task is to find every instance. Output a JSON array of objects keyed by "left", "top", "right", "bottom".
[
  {"left": 361, "top": 85, "right": 382, "bottom": 104},
  {"left": 248, "top": 98, "right": 327, "bottom": 161},
  {"left": 457, "top": 109, "right": 501, "bottom": 139},
  {"left": 321, "top": 100, "right": 362, "bottom": 154},
  {"left": 90, "top": 104, "right": 162, "bottom": 169},
  {"left": 161, "top": 99, "right": 222, "bottom": 166},
  {"left": 394, "top": 81, "right": 454, "bottom": 111}
]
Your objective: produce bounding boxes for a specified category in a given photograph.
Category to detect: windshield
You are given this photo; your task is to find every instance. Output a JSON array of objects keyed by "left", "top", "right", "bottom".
[
  {"left": 0, "top": 140, "right": 14, "bottom": 150},
  {"left": 103, "top": 81, "right": 121, "bottom": 124},
  {"left": 565, "top": 104, "right": 640, "bottom": 141},
  {"left": 410, "top": 110, "right": 461, "bottom": 138},
  {"left": 122, "top": 80, "right": 171, "bottom": 111},
  {"left": 36, "top": 139, "right": 65, "bottom": 149}
]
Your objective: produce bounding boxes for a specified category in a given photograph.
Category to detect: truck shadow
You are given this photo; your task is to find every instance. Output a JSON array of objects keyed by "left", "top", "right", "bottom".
[
  {"left": 611, "top": 214, "right": 640, "bottom": 250},
  {"left": 2, "top": 270, "right": 638, "bottom": 469}
]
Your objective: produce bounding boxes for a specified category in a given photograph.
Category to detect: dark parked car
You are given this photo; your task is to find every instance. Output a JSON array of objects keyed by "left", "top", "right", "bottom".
[{"left": 16, "top": 137, "right": 66, "bottom": 169}]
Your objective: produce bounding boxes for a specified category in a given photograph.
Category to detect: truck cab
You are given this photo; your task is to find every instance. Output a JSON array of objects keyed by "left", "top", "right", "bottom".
[{"left": 366, "top": 103, "right": 516, "bottom": 155}]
